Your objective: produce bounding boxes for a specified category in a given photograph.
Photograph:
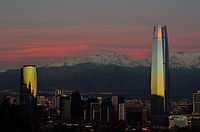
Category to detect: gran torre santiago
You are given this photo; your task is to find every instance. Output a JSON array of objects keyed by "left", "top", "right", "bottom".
[{"left": 151, "top": 25, "right": 170, "bottom": 126}]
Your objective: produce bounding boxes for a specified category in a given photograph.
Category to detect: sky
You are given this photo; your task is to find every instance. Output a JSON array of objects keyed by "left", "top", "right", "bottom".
[{"left": 0, "top": 0, "right": 200, "bottom": 69}]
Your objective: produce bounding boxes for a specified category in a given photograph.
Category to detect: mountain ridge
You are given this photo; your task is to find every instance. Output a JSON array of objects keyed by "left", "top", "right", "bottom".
[
  {"left": 46, "top": 51, "right": 200, "bottom": 69},
  {"left": 1, "top": 51, "right": 200, "bottom": 73}
]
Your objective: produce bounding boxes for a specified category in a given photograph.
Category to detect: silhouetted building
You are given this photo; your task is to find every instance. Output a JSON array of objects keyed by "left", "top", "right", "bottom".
[
  {"left": 176, "top": 99, "right": 192, "bottom": 114},
  {"left": 53, "top": 89, "right": 64, "bottom": 113},
  {"left": 90, "top": 102, "right": 101, "bottom": 121},
  {"left": 193, "top": 90, "right": 200, "bottom": 114},
  {"left": 124, "top": 99, "right": 148, "bottom": 125},
  {"left": 55, "top": 89, "right": 64, "bottom": 105},
  {"left": 111, "top": 96, "right": 124, "bottom": 120},
  {"left": 0, "top": 96, "right": 9, "bottom": 105},
  {"left": 101, "top": 98, "right": 115, "bottom": 122},
  {"left": 151, "top": 25, "right": 170, "bottom": 126},
  {"left": 83, "top": 97, "right": 98, "bottom": 121},
  {"left": 20, "top": 65, "right": 37, "bottom": 121},
  {"left": 71, "top": 89, "right": 83, "bottom": 121},
  {"left": 191, "top": 115, "right": 200, "bottom": 128},
  {"left": 60, "top": 95, "right": 71, "bottom": 119}
]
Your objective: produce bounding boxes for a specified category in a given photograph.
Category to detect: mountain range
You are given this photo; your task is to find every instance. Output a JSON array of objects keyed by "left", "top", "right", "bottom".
[
  {"left": 1, "top": 51, "right": 200, "bottom": 99},
  {"left": 45, "top": 51, "right": 200, "bottom": 69}
]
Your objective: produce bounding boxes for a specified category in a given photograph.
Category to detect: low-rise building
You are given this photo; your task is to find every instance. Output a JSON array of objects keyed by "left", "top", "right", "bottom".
[{"left": 169, "top": 115, "right": 189, "bottom": 128}]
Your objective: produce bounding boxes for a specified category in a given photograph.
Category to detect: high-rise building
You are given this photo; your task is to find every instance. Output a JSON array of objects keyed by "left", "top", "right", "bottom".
[
  {"left": 20, "top": 65, "right": 37, "bottom": 121},
  {"left": 101, "top": 98, "right": 115, "bottom": 122},
  {"left": 193, "top": 90, "right": 200, "bottom": 114},
  {"left": 111, "top": 96, "right": 124, "bottom": 120},
  {"left": 151, "top": 25, "right": 170, "bottom": 126},
  {"left": 60, "top": 95, "right": 71, "bottom": 119},
  {"left": 90, "top": 102, "right": 101, "bottom": 121},
  {"left": 119, "top": 103, "right": 125, "bottom": 120},
  {"left": 53, "top": 89, "right": 64, "bottom": 113},
  {"left": 83, "top": 97, "right": 98, "bottom": 121},
  {"left": 71, "top": 89, "right": 83, "bottom": 121}
]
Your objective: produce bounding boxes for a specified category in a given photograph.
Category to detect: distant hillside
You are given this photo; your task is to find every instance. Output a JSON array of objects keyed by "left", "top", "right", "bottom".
[{"left": 1, "top": 51, "right": 200, "bottom": 99}]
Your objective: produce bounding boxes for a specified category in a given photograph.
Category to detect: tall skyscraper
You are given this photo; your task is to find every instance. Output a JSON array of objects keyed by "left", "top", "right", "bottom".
[
  {"left": 20, "top": 65, "right": 37, "bottom": 121},
  {"left": 71, "top": 89, "right": 83, "bottom": 121},
  {"left": 151, "top": 25, "right": 170, "bottom": 126}
]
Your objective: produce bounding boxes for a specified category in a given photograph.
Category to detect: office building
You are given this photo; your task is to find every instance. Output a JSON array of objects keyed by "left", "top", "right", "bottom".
[
  {"left": 101, "top": 98, "right": 115, "bottom": 122},
  {"left": 169, "top": 115, "right": 189, "bottom": 128},
  {"left": 119, "top": 103, "right": 125, "bottom": 120},
  {"left": 193, "top": 90, "right": 200, "bottom": 114},
  {"left": 90, "top": 102, "right": 101, "bottom": 121},
  {"left": 20, "top": 65, "right": 37, "bottom": 121},
  {"left": 151, "top": 25, "right": 170, "bottom": 126},
  {"left": 53, "top": 89, "right": 64, "bottom": 113},
  {"left": 111, "top": 96, "right": 124, "bottom": 120},
  {"left": 60, "top": 95, "right": 71, "bottom": 119},
  {"left": 83, "top": 98, "right": 98, "bottom": 121},
  {"left": 71, "top": 89, "right": 83, "bottom": 121},
  {"left": 118, "top": 99, "right": 148, "bottom": 125},
  {"left": 191, "top": 115, "right": 200, "bottom": 128}
]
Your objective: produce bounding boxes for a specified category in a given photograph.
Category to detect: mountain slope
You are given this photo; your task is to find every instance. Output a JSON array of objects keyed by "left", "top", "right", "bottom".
[
  {"left": 46, "top": 51, "right": 200, "bottom": 69},
  {"left": 1, "top": 63, "right": 200, "bottom": 99},
  {"left": 1, "top": 51, "right": 200, "bottom": 99},
  {"left": 46, "top": 51, "right": 151, "bottom": 68}
]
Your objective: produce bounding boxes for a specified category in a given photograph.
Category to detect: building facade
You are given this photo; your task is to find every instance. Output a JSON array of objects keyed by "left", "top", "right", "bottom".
[
  {"left": 53, "top": 89, "right": 64, "bottom": 113},
  {"left": 169, "top": 115, "right": 189, "bottom": 128},
  {"left": 111, "top": 96, "right": 125, "bottom": 120},
  {"left": 193, "top": 90, "right": 200, "bottom": 114},
  {"left": 119, "top": 103, "right": 125, "bottom": 120},
  {"left": 90, "top": 102, "right": 101, "bottom": 121},
  {"left": 151, "top": 25, "right": 170, "bottom": 126},
  {"left": 60, "top": 95, "right": 71, "bottom": 119}
]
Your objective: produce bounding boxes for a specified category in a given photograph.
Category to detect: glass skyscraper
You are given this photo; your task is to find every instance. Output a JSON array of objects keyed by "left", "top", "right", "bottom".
[
  {"left": 20, "top": 65, "right": 37, "bottom": 121},
  {"left": 151, "top": 25, "right": 169, "bottom": 126}
]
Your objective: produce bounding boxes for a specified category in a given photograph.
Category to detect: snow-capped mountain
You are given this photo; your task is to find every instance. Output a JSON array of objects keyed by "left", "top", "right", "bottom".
[
  {"left": 1, "top": 51, "right": 200, "bottom": 99},
  {"left": 46, "top": 51, "right": 200, "bottom": 69},
  {"left": 169, "top": 52, "right": 200, "bottom": 68},
  {"left": 46, "top": 51, "right": 151, "bottom": 68}
]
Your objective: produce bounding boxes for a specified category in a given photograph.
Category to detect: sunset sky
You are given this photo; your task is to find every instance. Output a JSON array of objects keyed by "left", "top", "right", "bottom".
[{"left": 0, "top": 0, "right": 200, "bottom": 69}]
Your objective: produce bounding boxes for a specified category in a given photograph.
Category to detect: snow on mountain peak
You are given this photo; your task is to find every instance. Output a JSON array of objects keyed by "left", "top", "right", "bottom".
[
  {"left": 47, "top": 51, "right": 148, "bottom": 68},
  {"left": 46, "top": 51, "right": 200, "bottom": 69}
]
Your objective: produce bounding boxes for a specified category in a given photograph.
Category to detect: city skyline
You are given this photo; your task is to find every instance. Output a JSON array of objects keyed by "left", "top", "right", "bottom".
[
  {"left": 1, "top": 1, "right": 200, "bottom": 131},
  {"left": 0, "top": 1, "right": 200, "bottom": 69}
]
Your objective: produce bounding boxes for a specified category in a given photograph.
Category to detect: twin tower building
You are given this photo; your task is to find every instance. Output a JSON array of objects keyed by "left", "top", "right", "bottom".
[{"left": 20, "top": 25, "right": 170, "bottom": 125}]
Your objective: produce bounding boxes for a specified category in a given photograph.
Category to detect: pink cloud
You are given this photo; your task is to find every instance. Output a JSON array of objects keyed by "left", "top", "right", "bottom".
[{"left": 0, "top": 25, "right": 200, "bottom": 68}]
